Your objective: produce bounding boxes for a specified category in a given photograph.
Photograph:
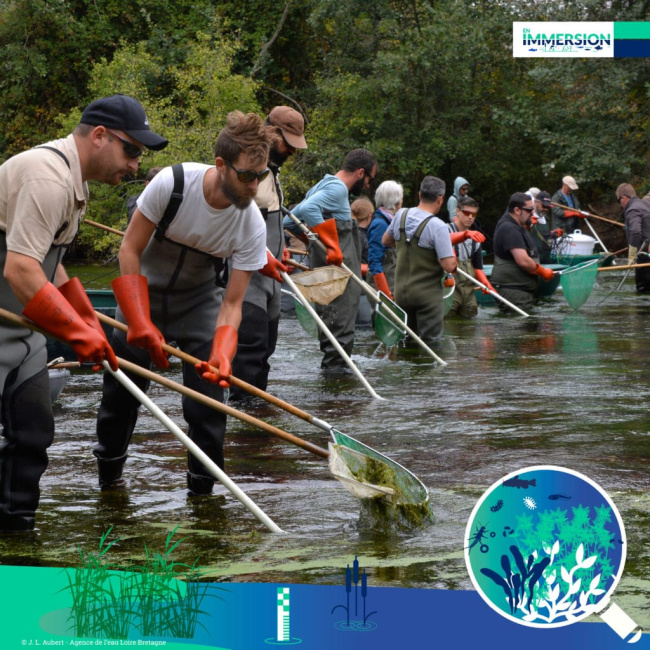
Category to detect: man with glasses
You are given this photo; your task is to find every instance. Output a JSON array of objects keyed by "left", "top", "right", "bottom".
[
  {"left": 446, "top": 196, "right": 493, "bottom": 318},
  {"left": 95, "top": 111, "right": 275, "bottom": 496},
  {"left": 616, "top": 183, "right": 650, "bottom": 293},
  {"left": 491, "top": 192, "right": 555, "bottom": 312},
  {"left": 228, "top": 106, "right": 306, "bottom": 401},
  {"left": 286, "top": 148, "right": 378, "bottom": 368},
  {"left": 0, "top": 94, "right": 168, "bottom": 532}
]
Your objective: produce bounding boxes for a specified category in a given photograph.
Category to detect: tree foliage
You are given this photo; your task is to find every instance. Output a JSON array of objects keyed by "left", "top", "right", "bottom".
[{"left": 3, "top": 0, "right": 650, "bottom": 258}]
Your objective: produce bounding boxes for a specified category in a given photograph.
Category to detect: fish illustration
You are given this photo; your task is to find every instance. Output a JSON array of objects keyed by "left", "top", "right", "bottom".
[
  {"left": 503, "top": 475, "right": 536, "bottom": 489},
  {"left": 548, "top": 493, "right": 571, "bottom": 500}
]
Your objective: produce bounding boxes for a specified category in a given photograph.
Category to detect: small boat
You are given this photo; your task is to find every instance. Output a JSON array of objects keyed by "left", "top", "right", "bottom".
[
  {"left": 476, "top": 264, "right": 567, "bottom": 306},
  {"left": 48, "top": 367, "right": 71, "bottom": 403}
]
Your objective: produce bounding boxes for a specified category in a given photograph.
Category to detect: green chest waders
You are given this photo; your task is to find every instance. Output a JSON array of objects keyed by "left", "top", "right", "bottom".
[{"left": 394, "top": 210, "right": 445, "bottom": 344}]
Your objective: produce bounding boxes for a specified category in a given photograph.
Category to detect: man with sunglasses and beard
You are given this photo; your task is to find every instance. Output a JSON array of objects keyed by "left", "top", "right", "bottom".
[
  {"left": 95, "top": 111, "right": 275, "bottom": 497},
  {"left": 491, "top": 192, "right": 555, "bottom": 312},
  {"left": 446, "top": 196, "right": 493, "bottom": 318},
  {"left": 228, "top": 106, "right": 307, "bottom": 401},
  {"left": 0, "top": 94, "right": 168, "bottom": 532},
  {"left": 285, "top": 148, "right": 378, "bottom": 369}
]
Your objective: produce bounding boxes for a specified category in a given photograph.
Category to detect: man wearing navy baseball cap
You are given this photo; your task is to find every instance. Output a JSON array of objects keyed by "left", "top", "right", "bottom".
[
  {"left": 0, "top": 94, "right": 167, "bottom": 533},
  {"left": 80, "top": 94, "right": 168, "bottom": 151}
]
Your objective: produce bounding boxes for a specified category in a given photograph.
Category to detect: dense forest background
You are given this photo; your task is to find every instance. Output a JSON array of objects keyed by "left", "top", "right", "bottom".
[{"left": 1, "top": 0, "right": 649, "bottom": 259}]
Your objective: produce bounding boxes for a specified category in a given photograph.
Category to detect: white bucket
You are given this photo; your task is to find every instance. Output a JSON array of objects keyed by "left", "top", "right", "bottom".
[{"left": 556, "top": 229, "right": 596, "bottom": 256}]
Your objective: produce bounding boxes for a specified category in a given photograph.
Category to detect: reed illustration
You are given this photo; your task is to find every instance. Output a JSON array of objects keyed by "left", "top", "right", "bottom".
[{"left": 62, "top": 526, "right": 224, "bottom": 639}]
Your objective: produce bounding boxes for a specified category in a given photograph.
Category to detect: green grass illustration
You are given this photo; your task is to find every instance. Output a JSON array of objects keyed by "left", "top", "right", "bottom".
[{"left": 62, "top": 526, "right": 225, "bottom": 639}]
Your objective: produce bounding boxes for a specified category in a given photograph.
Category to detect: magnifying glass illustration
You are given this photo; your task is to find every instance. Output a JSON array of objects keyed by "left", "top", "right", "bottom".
[{"left": 464, "top": 465, "right": 643, "bottom": 643}]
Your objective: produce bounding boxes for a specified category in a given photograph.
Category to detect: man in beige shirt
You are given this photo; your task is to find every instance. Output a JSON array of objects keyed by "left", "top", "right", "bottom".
[{"left": 0, "top": 94, "right": 167, "bottom": 532}]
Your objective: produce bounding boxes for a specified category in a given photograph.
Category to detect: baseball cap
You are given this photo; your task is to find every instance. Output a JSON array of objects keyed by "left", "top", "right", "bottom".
[
  {"left": 81, "top": 94, "right": 168, "bottom": 151},
  {"left": 562, "top": 175, "right": 579, "bottom": 190},
  {"left": 268, "top": 106, "right": 307, "bottom": 149},
  {"left": 537, "top": 190, "right": 552, "bottom": 208}
]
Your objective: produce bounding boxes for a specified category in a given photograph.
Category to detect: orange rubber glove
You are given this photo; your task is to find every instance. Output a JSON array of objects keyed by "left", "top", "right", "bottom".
[
  {"left": 474, "top": 268, "right": 496, "bottom": 295},
  {"left": 533, "top": 263, "right": 555, "bottom": 282},
  {"left": 195, "top": 325, "right": 238, "bottom": 388},
  {"left": 23, "top": 282, "right": 118, "bottom": 370},
  {"left": 311, "top": 220, "right": 343, "bottom": 266},
  {"left": 58, "top": 276, "right": 114, "bottom": 371},
  {"left": 111, "top": 275, "right": 168, "bottom": 369},
  {"left": 361, "top": 263, "right": 368, "bottom": 278},
  {"left": 564, "top": 210, "right": 582, "bottom": 218},
  {"left": 449, "top": 230, "right": 486, "bottom": 245},
  {"left": 550, "top": 228, "right": 563, "bottom": 238},
  {"left": 259, "top": 250, "right": 288, "bottom": 282},
  {"left": 373, "top": 272, "right": 393, "bottom": 301},
  {"left": 58, "top": 277, "right": 106, "bottom": 339},
  {"left": 444, "top": 273, "right": 455, "bottom": 288}
]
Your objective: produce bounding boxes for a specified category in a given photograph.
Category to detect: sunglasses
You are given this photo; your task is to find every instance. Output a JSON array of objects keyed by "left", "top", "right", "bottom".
[
  {"left": 459, "top": 209, "right": 478, "bottom": 218},
  {"left": 520, "top": 206, "right": 535, "bottom": 214},
  {"left": 224, "top": 159, "right": 270, "bottom": 183},
  {"left": 106, "top": 129, "right": 143, "bottom": 159}
]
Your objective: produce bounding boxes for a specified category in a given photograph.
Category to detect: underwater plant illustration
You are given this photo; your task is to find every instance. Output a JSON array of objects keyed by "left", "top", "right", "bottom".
[{"left": 476, "top": 502, "right": 618, "bottom": 624}]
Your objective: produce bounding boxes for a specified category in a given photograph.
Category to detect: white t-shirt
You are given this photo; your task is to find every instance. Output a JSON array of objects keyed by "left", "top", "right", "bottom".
[{"left": 137, "top": 163, "right": 267, "bottom": 271}]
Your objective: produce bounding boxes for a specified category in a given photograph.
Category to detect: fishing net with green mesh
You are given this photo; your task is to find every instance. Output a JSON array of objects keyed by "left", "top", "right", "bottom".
[
  {"left": 560, "top": 259, "right": 599, "bottom": 310},
  {"left": 329, "top": 430, "right": 428, "bottom": 506},
  {"left": 443, "top": 282, "right": 455, "bottom": 316},
  {"left": 293, "top": 295, "right": 319, "bottom": 339},
  {"left": 328, "top": 429, "right": 433, "bottom": 526},
  {"left": 373, "top": 292, "right": 407, "bottom": 346}
]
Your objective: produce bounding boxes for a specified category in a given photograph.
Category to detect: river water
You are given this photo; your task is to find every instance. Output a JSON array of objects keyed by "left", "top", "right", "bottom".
[{"left": 1, "top": 271, "right": 648, "bottom": 627}]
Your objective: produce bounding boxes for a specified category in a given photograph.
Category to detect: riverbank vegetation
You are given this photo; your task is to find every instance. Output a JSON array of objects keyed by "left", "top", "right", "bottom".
[{"left": 2, "top": 0, "right": 649, "bottom": 260}]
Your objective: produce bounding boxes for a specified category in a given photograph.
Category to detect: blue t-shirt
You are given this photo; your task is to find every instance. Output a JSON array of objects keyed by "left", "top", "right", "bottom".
[{"left": 285, "top": 174, "right": 350, "bottom": 229}]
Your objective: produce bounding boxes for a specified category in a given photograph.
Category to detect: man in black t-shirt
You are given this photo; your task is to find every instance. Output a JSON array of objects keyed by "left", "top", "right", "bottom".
[{"left": 491, "top": 192, "right": 555, "bottom": 311}]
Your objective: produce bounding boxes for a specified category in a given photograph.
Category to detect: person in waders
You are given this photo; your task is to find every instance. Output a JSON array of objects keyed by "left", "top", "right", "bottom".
[
  {"left": 285, "top": 148, "right": 378, "bottom": 369},
  {"left": 227, "top": 106, "right": 306, "bottom": 402},
  {"left": 382, "top": 176, "right": 457, "bottom": 346},
  {"left": 0, "top": 94, "right": 168, "bottom": 532},
  {"left": 95, "top": 111, "right": 276, "bottom": 496},
  {"left": 528, "top": 190, "right": 564, "bottom": 264},
  {"left": 446, "top": 196, "right": 493, "bottom": 318},
  {"left": 491, "top": 192, "right": 555, "bottom": 313}
]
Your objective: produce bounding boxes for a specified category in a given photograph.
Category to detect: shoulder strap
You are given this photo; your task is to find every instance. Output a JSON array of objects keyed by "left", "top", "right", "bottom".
[
  {"left": 154, "top": 163, "right": 184, "bottom": 242},
  {"left": 398, "top": 208, "right": 410, "bottom": 242},
  {"left": 413, "top": 214, "right": 435, "bottom": 242},
  {"left": 36, "top": 146, "right": 70, "bottom": 169}
]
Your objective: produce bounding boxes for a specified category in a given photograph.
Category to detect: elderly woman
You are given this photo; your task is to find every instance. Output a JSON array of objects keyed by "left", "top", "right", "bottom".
[{"left": 366, "top": 180, "right": 403, "bottom": 299}]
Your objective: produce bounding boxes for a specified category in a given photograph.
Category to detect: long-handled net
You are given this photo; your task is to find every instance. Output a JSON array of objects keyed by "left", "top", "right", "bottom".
[
  {"left": 560, "top": 259, "right": 599, "bottom": 310},
  {"left": 373, "top": 291, "right": 407, "bottom": 346},
  {"left": 443, "top": 279, "right": 455, "bottom": 316},
  {"left": 328, "top": 429, "right": 433, "bottom": 525},
  {"left": 290, "top": 266, "right": 350, "bottom": 305}
]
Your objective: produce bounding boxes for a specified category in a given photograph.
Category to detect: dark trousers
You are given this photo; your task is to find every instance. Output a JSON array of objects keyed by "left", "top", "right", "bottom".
[
  {"left": 95, "top": 332, "right": 226, "bottom": 495},
  {"left": 230, "top": 301, "right": 280, "bottom": 400}
]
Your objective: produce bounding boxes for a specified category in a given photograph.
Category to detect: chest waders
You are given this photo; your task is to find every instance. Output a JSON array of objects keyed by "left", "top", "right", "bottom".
[
  {"left": 394, "top": 210, "right": 445, "bottom": 344},
  {"left": 491, "top": 233, "right": 540, "bottom": 313},
  {"left": 0, "top": 147, "right": 73, "bottom": 530},
  {"left": 447, "top": 224, "right": 480, "bottom": 318},
  {"left": 230, "top": 169, "right": 284, "bottom": 400},
  {"left": 95, "top": 165, "right": 229, "bottom": 495},
  {"left": 309, "top": 218, "right": 362, "bottom": 368}
]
